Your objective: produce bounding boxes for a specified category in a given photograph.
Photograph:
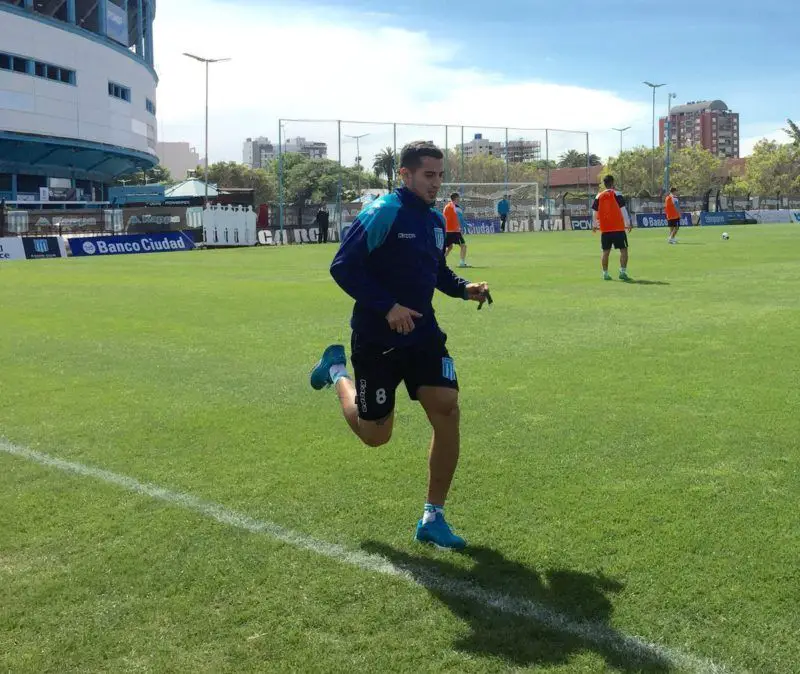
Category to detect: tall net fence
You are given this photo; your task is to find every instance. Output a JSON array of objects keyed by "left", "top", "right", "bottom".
[
  {"left": 439, "top": 183, "right": 541, "bottom": 233},
  {"left": 273, "top": 118, "right": 590, "bottom": 235}
]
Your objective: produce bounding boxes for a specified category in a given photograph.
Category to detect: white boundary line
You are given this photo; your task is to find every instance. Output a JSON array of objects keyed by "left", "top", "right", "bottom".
[{"left": 1, "top": 439, "right": 734, "bottom": 673}]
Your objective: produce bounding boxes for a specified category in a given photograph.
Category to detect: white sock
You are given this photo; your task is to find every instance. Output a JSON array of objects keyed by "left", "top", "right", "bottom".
[
  {"left": 620, "top": 267, "right": 627, "bottom": 273},
  {"left": 422, "top": 503, "right": 443, "bottom": 524},
  {"left": 329, "top": 364, "right": 349, "bottom": 384}
]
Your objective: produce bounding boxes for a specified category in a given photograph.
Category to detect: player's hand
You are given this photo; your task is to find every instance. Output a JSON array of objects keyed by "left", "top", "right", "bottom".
[
  {"left": 466, "top": 282, "right": 490, "bottom": 306},
  {"left": 386, "top": 304, "right": 422, "bottom": 335},
  {"left": 626, "top": 225, "right": 633, "bottom": 233}
]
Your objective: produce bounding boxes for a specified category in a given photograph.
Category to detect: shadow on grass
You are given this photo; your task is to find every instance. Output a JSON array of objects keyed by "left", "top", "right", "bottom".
[
  {"left": 625, "top": 279, "right": 671, "bottom": 286},
  {"left": 361, "top": 542, "right": 671, "bottom": 672}
]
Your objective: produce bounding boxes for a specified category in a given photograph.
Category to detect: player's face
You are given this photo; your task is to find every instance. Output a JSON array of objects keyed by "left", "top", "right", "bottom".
[{"left": 402, "top": 157, "right": 444, "bottom": 204}]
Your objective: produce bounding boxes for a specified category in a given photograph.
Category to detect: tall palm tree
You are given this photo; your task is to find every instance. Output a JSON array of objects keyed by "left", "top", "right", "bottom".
[
  {"left": 557, "top": 151, "right": 601, "bottom": 168},
  {"left": 373, "top": 147, "right": 396, "bottom": 191},
  {"left": 784, "top": 118, "right": 800, "bottom": 146}
]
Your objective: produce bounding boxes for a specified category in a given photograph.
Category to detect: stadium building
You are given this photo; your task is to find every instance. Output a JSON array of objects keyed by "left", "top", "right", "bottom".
[{"left": 0, "top": 0, "right": 157, "bottom": 204}]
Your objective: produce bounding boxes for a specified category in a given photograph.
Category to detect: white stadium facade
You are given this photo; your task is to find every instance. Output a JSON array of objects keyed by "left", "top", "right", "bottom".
[{"left": 0, "top": 0, "right": 157, "bottom": 203}]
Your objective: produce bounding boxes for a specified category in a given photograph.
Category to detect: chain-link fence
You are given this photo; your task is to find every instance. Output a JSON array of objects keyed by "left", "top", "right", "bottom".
[{"left": 274, "top": 118, "right": 591, "bottom": 232}]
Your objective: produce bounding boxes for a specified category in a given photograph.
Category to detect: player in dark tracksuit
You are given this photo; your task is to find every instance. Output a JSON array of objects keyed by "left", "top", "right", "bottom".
[{"left": 309, "top": 141, "right": 491, "bottom": 549}]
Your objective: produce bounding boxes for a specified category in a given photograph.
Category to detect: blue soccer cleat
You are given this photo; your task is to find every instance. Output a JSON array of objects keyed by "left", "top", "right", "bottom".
[
  {"left": 309, "top": 344, "right": 346, "bottom": 390},
  {"left": 415, "top": 512, "right": 467, "bottom": 550}
]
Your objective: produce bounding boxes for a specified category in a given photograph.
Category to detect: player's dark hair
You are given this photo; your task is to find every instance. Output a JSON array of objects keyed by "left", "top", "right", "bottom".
[
  {"left": 603, "top": 175, "right": 615, "bottom": 188},
  {"left": 400, "top": 141, "right": 444, "bottom": 170},
  {"left": 670, "top": 187, "right": 678, "bottom": 193},
  {"left": 450, "top": 192, "right": 460, "bottom": 201}
]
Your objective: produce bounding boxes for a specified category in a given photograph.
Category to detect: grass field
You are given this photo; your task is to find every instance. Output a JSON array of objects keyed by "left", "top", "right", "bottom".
[{"left": 1, "top": 224, "right": 799, "bottom": 673}]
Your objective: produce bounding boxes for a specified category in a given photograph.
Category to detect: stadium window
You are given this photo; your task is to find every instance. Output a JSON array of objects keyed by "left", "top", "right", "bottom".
[
  {"left": 109, "top": 81, "right": 131, "bottom": 102},
  {"left": 0, "top": 51, "right": 75, "bottom": 85},
  {"left": 146, "top": 98, "right": 156, "bottom": 115}
]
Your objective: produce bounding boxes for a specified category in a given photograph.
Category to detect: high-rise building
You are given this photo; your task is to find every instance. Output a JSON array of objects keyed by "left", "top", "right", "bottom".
[
  {"left": 283, "top": 137, "right": 327, "bottom": 159},
  {"left": 457, "top": 134, "right": 542, "bottom": 163},
  {"left": 505, "top": 138, "right": 542, "bottom": 163},
  {"left": 659, "top": 100, "right": 740, "bottom": 158},
  {"left": 242, "top": 136, "right": 274, "bottom": 168},
  {"left": 458, "top": 134, "right": 503, "bottom": 159}
]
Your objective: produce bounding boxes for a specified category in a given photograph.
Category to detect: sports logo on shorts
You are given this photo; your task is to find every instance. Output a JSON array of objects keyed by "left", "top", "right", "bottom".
[{"left": 441, "top": 357, "right": 456, "bottom": 381}]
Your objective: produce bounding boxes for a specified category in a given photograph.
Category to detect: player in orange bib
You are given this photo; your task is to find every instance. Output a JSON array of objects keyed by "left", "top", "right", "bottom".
[
  {"left": 665, "top": 187, "right": 681, "bottom": 244},
  {"left": 591, "top": 174, "right": 633, "bottom": 281},
  {"left": 443, "top": 192, "right": 469, "bottom": 268}
]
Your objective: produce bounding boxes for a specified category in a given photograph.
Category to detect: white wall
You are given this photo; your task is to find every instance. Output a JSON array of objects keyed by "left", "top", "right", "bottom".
[
  {"left": 156, "top": 142, "right": 200, "bottom": 180},
  {"left": 0, "top": 10, "right": 157, "bottom": 157}
]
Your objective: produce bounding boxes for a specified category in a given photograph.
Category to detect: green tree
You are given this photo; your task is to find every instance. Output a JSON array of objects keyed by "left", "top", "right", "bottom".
[
  {"left": 557, "top": 151, "right": 601, "bottom": 168},
  {"left": 737, "top": 140, "right": 800, "bottom": 195},
  {"left": 115, "top": 165, "right": 173, "bottom": 186},
  {"left": 205, "top": 161, "right": 277, "bottom": 205},
  {"left": 784, "top": 119, "right": 800, "bottom": 146},
  {"left": 599, "top": 146, "right": 664, "bottom": 196},
  {"left": 372, "top": 147, "right": 396, "bottom": 191},
  {"left": 669, "top": 145, "right": 722, "bottom": 195}
]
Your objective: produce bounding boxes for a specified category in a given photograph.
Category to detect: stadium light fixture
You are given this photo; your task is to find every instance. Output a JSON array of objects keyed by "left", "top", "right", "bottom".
[
  {"left": 612, "top": 126, "right": 632, "bottom": 190},
  {"left": 345, "top": 133, "right": 370, "bottom": 198},
  {"left": 612, "top": 126, "right": 631, "bottom": 155},
  {"left": 644, "top": 82, "right": 666, "bottom": 195},
  {"left": 183, "top": 53, "right": 232, "bottom": 207}
]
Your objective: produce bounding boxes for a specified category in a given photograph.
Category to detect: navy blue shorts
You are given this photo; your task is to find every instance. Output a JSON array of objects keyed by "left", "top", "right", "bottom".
[{"left": 350, "top": 332, "right": 458, "bottom": 421}]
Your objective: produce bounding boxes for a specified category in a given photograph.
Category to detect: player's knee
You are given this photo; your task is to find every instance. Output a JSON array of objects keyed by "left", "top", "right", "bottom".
[
  {"left": 430, "top": 394, "right": 460, "bottom": 424},
  {"left": 359, "top": 418, "right": 393, "bottom": 447},
  {"left": 362, "top": 429, "right": 392, "bottom": 447}
]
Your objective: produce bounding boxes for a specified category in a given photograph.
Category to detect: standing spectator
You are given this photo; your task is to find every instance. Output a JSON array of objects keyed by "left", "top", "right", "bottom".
[{"left": 316, "top": 203, "right": 330, "bottom": 244}]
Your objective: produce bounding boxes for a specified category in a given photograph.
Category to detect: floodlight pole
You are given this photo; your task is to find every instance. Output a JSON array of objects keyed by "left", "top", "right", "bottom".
[
  {"left": 183, "top": 53, "right": 231, "bottom": 207},
  {"left": 612, "top": 126, "right": 631, "bottom": 190},
  {"left": 644, "top": 81, "right": 666, "bottom": 196},
  {"left": 345, "top": 133, "right": 369, "bottom": 198},
  {"left": 664, "top": 93, "right": 677, "bottom": 194}
]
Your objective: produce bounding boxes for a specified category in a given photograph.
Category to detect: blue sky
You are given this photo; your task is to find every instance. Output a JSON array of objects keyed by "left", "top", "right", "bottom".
[{"left": 155, "top": 0, "right": 797, "bottom": 163}]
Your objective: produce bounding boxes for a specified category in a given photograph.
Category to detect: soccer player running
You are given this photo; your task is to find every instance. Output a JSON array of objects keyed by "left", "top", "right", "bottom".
[
  {"left": 665, "top": 187, "right": 681, "bottom": 244},
  {"left": 308, "top": 141, "right": 491, "bottom": 550},
  {"left": 592, "top": 175, "right": 633, "bottom": 281},
  {"left": 443, "top": 192, "right": 469, "bottom": 267}
]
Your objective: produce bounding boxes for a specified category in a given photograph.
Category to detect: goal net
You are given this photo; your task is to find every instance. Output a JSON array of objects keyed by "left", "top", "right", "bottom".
[{"left": 438, "top": 183, "right": 541, "bottom": 234}]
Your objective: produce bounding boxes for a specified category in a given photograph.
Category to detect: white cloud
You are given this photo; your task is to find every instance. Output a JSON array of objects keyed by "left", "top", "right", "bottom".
[
  {"left": 739, "top": 123, "right": 789, "bottom": 156},
  {"left": 153, "top": 0, "right": 652, "bottom": 165}
]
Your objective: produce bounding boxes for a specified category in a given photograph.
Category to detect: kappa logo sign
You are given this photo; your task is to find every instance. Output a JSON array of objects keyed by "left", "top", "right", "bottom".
[{"left": 69, "top": 233, "right": 196, "bottom": 257}]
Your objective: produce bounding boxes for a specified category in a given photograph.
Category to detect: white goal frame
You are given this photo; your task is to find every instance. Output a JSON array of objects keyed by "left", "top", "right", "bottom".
[{"left": 440, "top": 182, "right": 541, "bottom": 232}]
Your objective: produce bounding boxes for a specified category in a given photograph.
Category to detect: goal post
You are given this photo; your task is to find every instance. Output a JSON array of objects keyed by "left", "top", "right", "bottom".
[{"left": 438, "top": 182, "right": 541, "bottom": 233}]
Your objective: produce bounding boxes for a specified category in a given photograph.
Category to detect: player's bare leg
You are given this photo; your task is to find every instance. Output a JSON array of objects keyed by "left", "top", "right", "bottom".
[
  {"left": 602, "top": 249, "right": 612, "bottom": 279},
  {"left": 310, "top": 344, "right": 392, "bottom": 447},
  {"left": 619, "top": 248, "right": 630, "bottom": 280},
  {"left": 334, "top": 376, "right": 393, "bottom": 447},
  {"left": 459, "top": 243, "right": 468, "bottom": 267},
  {"left": 414, "top": 386, "right": 465, "bottom": 549}
]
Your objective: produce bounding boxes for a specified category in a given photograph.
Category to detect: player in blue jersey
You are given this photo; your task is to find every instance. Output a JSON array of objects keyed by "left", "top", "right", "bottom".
[{"left": 309, "top": 141, "right": 491, "bottom": 549}]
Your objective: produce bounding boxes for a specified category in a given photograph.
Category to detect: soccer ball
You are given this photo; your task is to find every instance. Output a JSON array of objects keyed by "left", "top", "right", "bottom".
[{"left": 722, "top": 232, "right": 730, "bottom": 240}]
